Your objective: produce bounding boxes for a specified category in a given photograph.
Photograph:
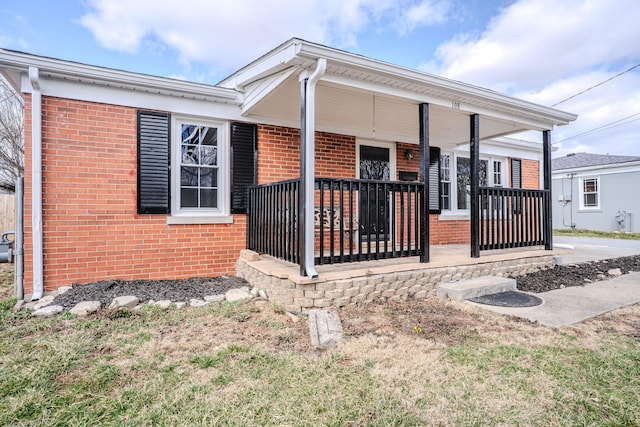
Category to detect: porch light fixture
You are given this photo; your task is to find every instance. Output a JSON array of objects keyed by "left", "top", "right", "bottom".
[{"left": 404, "top": 149, "right": 414, "bottom": 160}]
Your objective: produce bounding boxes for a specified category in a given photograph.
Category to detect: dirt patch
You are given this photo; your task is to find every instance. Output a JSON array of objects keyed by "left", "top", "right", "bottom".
[{"left": 514, "top": 254, "right": 640, "bottom": 293}]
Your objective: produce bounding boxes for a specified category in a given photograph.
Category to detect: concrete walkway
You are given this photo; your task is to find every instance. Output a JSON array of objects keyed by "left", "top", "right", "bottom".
[
  {"left": 468, "top": 272, "right": 640, "bottom": 328},
  {"left": 468, "top": 236, "right": 640, "bottom": 327}
]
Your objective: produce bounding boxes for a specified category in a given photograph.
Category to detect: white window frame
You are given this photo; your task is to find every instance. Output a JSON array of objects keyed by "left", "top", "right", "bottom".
[
  {"left": 169, "top": 116, "right": 231, "bottom": 223},
  {"left": 440, "top": 151, "right": 506, "bottom": 216},
  {"left": 579, "top": 176, "right": 600, "bottom": 210}
]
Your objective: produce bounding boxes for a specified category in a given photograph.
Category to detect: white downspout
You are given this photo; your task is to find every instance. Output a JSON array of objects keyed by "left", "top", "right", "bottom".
[
  {"left": 29, "top": 67, "right": 43, "bottom": 300},
  {"left": 301, "top": 58, "right": 326, "bottom": 278}
]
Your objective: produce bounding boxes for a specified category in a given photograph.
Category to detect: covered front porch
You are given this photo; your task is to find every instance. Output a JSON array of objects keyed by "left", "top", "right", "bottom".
[{"left": 220, "top": 39, "right": 576, "bottom": 279}]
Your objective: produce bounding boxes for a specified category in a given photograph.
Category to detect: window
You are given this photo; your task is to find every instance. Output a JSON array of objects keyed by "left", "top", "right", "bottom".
[
  {"left": 137, "top": 111, "right": 256, "bottom": 222},
  {"left": 456, "top": 157, "right": 488, "bottom": 210},
  {"left": 493, "top": 160, "right": 502, "bottom": 187},
  {"left": 438, "top": 153, "right": 504, "bottom": 213},
  {"left": 172, "top": 117, "right": 228, "bottom": 216},
  {"left": 580, "top": 177, "right": 600, "bottom": 209},
  {"left": 440, "top": 154, "right": 451, "bottom": 210}
]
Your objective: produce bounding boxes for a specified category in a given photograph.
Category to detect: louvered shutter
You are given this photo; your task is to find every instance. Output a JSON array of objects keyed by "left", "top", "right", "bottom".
[
  {"left": 230, "top": 122, "right": 258, "bottom": 214},
  {"left": 511, "top": 158, "right": 522, "bottom": 214},
  {"left": 511, "top": 158, "right": 522, "bottom": 189},
  {"left": 428, "top": 146, "right": 441, "bottom": 214},
  {"left": 137, "top": 111, "right": 170, "bottom": 214}
]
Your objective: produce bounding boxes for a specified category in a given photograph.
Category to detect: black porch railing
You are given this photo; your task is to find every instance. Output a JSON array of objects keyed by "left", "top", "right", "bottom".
[
  {"left": 248, "top": 180, "right": 551, "bottom": 266},
  {"left": 247, "top": 178, "right": 300, "bottom": 264},
  {"left": 478, "top": 187, "right": 549, "bottom": 250},
  {"left": 247, "top": 178, "right": 424, "bottom": 264}
]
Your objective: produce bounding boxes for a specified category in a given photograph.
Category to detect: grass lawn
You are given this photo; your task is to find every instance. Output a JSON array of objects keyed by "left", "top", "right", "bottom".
[
  {"left": 1, "top": 266, "right": 639, "bottom": 425},
  {"left": 554, "top": 228, "right": 640, "bottom": 240}
]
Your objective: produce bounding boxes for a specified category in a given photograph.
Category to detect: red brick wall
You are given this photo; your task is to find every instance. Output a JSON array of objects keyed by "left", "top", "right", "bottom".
[
  {"left": 23, "top": 96, "right": 247, "bottom": 294},
  {"left": 521, "top": 159, "right": 540, "bottom": 189},
  {"left": 24, "top": 97, "right": 521, "bottom": 293},
  {"left": 257, "top": 125, "right": 355, "bottom": 183}
]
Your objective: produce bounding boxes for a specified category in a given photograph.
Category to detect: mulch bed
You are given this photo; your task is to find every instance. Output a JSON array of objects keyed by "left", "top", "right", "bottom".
[
  {"left": 514, "top": 255, "right": 640, "bottom": 293},
  {"left": 49, "top": 255, "right": 640, "bottom": 310},
  {"left": 51, "top": 276, "right": 249, "bottom": 309}
]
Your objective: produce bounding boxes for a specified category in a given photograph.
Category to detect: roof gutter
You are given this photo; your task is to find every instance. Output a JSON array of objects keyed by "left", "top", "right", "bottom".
[{"left": 29, "top": 66, "right": 43, "bottom": 300}]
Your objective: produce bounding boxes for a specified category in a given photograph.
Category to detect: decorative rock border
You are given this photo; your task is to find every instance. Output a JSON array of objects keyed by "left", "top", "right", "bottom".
[{"left": 14, "top": 286, "right": 255, "bottom": 318}]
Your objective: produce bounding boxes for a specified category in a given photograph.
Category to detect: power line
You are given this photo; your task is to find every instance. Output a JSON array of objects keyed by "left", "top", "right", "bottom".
[
  {"left": 552, "top": 112, "right": 640, "bottom": 144},
  {"left": 551, "top": 63, "right": 640, "bottom": 107}
]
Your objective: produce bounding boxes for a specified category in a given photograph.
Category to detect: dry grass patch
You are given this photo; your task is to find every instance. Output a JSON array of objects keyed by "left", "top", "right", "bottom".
[{"left": 2, "top": 282, "right": 640, "bottom": 425}]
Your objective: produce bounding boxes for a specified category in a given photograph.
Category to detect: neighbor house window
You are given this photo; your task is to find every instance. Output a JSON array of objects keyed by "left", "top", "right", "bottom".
[
  {"left": 579, "top": 177, "right": 600, "bottom": 209},
  {"left": 172, "top": 117, "right": 227, "bottom": 215}
]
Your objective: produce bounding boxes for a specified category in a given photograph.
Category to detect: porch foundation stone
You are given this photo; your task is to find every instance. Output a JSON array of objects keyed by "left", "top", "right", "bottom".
[{"left": 235, "top": 251, "right": 556, "bottom": 313}]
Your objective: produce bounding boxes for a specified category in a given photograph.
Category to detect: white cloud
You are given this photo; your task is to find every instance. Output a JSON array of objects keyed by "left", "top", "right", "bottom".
[
  {"left": 79, "top": 0, "right": 452, "bottom": 73},
  {"left": 431, "top": 0, "right": 640, "bottom": 92},
  {"left": 424, "top": 0, "right": 640, "bottom": 156}
]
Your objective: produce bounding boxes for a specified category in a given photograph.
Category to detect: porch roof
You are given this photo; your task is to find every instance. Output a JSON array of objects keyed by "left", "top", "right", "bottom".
[{"left": 219, "top": 38, "right": 577, "bottom": 147}]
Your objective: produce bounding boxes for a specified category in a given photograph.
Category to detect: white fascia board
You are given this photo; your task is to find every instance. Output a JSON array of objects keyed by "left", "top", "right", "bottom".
[
  {"left": 293, "top": 41, "right": 577, "bottom": 127},
  {"left": 454, "top": 141, "right": 541, "bottom": 161},
  {"left": 218, "top": 43, "right": 301, "bottom": 89},
  {"left": 241, "top": 67, "right": 298, "bottom": 115},
  {"left": 24, "top": 75, "right": 247, "bottom": 121},
  {"left": 552, "top": 161, "right": 640, "bottom": 176},
  {"left": 3, "top": 49, "right": 241, "bottom": 104},
  {"left": 485, "top": 137, "right": 543, "bottom": 153}
]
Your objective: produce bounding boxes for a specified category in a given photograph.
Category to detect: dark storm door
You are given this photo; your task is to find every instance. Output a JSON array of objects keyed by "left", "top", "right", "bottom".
[{"left": 359, "top": 145, "right": 391, "bottom": 243}]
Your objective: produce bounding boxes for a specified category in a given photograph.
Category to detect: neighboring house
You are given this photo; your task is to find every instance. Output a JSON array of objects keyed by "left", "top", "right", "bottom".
[
  {"left": 0, "top": 38, "right": 576, "bottom": 302},
  {"left": 552, "top": 152, "right": 640, "bottom": 233}
]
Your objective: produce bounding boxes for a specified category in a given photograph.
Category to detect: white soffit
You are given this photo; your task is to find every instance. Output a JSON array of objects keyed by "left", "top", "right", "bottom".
[{"left": 243, "top": 75, "right": 533, "bottom": 147}]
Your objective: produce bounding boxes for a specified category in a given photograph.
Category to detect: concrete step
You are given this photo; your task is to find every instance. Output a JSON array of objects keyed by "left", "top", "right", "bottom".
[{"left": 437, "top": 276, "right": 516, "bottom": 301}]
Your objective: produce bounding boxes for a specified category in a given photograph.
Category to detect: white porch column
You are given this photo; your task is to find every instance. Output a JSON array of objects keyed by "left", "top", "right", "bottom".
[{"left": 298, "top": 58, "right": 326, "bottom": 278}]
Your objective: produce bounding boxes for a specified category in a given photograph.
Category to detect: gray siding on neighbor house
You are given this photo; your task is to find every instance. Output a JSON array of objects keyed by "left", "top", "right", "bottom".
[{"left": 552, "top": 168, "right": 640, "bottom": 233}]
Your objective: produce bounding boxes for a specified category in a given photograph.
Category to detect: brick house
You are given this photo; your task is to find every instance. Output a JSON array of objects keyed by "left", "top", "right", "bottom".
[{"left": 0, "top": 38, "right": 576, "bottom": 304}]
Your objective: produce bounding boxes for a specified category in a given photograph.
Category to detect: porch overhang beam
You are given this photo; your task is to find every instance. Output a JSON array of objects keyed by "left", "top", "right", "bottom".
[{"left": 470, "top": 114, "right": 480, "bottom": 258}]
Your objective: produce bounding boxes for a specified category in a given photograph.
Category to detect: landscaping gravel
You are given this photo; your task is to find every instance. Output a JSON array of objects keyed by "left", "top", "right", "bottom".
[{"left": 515, "top": 254, "right": 640, "bottom": 293}]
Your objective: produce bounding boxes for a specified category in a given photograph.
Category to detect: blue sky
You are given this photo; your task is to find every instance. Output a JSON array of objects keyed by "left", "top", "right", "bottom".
[{"left": 1, "top": 0, "right": 639, "bottom": 157}]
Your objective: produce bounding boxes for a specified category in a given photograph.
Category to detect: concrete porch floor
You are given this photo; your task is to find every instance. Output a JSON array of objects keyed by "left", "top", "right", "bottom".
[
  {"left": 243, "top": 245, "right": 557, "bottom": 284},
  {"left": 236, "top": 245, "right": 559, "bottom": 313}
]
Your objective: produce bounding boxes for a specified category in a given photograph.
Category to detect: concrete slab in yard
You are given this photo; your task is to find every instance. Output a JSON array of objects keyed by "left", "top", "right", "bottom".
[
  {"left": 468, "top": 272, "right": 640, "bottom": 327},
  {"left": 437, "top": 276, "right": 516, "bottom": 301},
  {"left": 309, "top": 310, "right": 343, "bottom": 348}
]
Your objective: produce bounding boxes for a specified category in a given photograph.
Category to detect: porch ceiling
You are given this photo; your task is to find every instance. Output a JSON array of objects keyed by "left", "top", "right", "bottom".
[
  {"left": 243, "top": 75, "right": 530, "bottom": 148},
  {"left": 224, "top": 38, "right": 577, "bottom": 149}
]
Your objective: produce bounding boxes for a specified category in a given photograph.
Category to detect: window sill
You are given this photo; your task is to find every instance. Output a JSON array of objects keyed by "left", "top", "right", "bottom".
[
  {"left": 438, "top": 212, "right": 470, "bottom": 221},
  {"left": 577, "top": 208, "right": 602, "bottom": 213},
  {"left": 166, "top": 215, "right": 234, "bottom": 225}
]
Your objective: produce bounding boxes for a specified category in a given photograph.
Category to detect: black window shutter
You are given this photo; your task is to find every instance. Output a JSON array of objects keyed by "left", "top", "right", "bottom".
[
  {"left": 230, "top": 122, "right": 258, "bottom": 214},
  {"left": 428, "top": 146, "right": 441, "bottom": 214},
  {"left": 511, "top": 158, "right": 522, "bottom": 214},
  {"left": 137, "top": 111, "right": 170, "bottom": 214},
  {"left": 511, "top": 158, "right": 522, "bottom": 188}
]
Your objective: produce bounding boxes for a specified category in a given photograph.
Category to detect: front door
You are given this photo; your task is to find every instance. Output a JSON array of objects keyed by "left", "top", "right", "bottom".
[{"left": 358, "top": 144, "right": 392, "bottom": 242}]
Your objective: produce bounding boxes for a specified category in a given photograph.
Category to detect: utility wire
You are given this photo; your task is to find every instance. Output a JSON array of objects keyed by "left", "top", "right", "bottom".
[
  {"left": 551, "top": 63, "right": 640, "bottom": 107},
  {"left": 552, "top": 112, "right": 640, "bottom": 144}
]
